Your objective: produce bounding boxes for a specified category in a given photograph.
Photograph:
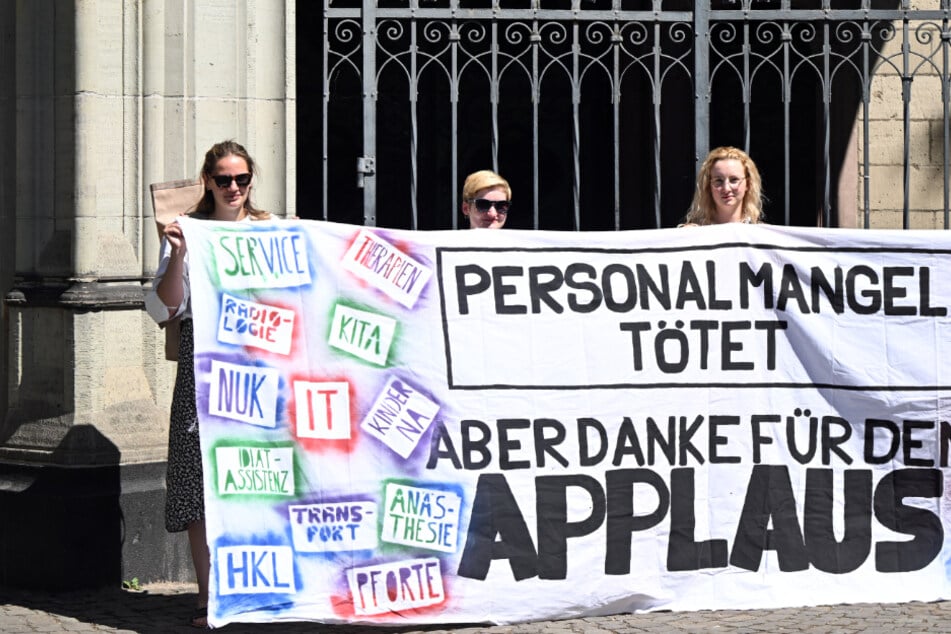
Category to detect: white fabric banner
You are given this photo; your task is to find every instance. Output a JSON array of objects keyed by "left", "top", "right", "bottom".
[{"left": 178, "top": 217, "right": 951, "bottom": 628}]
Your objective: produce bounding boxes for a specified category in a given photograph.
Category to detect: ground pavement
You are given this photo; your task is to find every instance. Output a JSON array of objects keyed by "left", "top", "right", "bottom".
[{"left": 1, "top": 583, "right": 950, "bottom": 633}]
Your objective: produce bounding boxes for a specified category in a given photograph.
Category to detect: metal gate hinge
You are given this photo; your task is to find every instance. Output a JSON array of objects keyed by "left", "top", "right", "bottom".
[
  {"left": 357, "top": 156, "right": 376, "bottom": 174},
  {"left": 356, "top": 156, "right": 376, "bottom": 188}
]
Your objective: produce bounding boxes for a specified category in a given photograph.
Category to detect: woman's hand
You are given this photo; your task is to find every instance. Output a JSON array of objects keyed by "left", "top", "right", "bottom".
[
  {"left": 156, "top": 220, "right": 188, "bottom": 316},
  {"left": 163, "top": 221, "right": 187, "bottom": 256}
]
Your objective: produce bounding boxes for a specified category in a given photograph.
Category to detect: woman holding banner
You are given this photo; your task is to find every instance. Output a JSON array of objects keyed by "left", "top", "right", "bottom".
[
  {"left": 462, "top": 169, "right": 511, "bottom": 229},
  {"left": 680, "top": 146, "right": 764, "bottom": 226},
  {"left": 145, "top": 140, "right": 271, "bottom": 628}
]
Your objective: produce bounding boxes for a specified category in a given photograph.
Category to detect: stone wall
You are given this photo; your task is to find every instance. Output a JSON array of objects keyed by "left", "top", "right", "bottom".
[
  {"left": 0, "top": 0, "right": 296, "bottom": 590},
  {"left": 859, "top": 5, "right": 948, "bottom": 228}
]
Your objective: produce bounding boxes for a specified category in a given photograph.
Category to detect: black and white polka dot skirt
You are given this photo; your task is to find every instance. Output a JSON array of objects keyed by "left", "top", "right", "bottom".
[{"left": 165, "top": 318, "right": 205, "bottom": 533}]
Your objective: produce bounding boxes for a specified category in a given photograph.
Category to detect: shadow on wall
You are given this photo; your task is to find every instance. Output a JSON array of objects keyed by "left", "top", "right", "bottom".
[{"left": 0, "top": 425, "right": 122, "bottom": 591}]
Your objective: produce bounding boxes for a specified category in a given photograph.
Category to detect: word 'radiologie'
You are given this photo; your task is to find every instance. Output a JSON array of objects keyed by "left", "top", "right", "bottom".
[{"left": 218, "top": 293, "right": 296, "bottom": 355}]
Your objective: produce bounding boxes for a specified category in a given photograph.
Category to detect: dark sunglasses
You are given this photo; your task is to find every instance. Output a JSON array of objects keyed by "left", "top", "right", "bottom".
[
  {"left": 467, "top": 198, "right": 511, "bottom": 214},
  {"left": 212, "top": 173, "right": 252, "bottom": 188}
]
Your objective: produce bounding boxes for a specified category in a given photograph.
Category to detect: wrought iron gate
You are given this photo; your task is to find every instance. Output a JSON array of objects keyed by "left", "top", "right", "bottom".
[{"left": 302, "top": 1, "right": 951, "bottom": 230}]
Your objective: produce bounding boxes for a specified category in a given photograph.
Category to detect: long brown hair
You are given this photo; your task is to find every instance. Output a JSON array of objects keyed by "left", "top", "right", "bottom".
[
  {"left": 192, "top": 140, "right": 270, "bottom": 220},
  {"left": 684, "top": 146, "right": 763, "bottom": 225}
]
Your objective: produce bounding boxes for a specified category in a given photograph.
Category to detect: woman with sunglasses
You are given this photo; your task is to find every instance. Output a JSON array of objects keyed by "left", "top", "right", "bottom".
[
  {"left": 145, "top": 139, "right": 271, "bottom": 628},
  {"left": 462, "top": 169, "right": 512, "bottom": 229},
  {"left": 679, "top": 146, "right": 764, "bottom": 226}
]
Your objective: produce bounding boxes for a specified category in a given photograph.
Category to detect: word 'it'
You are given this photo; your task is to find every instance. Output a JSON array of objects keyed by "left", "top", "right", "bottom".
[{"left": 293, "top": 380, "right": 351, "bottom": 440}]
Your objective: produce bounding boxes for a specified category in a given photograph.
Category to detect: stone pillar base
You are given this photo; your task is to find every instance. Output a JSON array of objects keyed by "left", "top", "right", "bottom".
[{"left": 0, "top": 461, "right": 193, "bottom": 591}]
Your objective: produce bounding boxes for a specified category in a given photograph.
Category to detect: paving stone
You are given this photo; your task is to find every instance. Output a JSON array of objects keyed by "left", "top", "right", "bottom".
[{"left": 4, "top": 585, "right": 951, "bottom": 633}]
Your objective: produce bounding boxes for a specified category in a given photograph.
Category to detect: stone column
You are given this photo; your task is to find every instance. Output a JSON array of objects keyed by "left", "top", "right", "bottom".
[{"left": 0, "top": 0, "right": 296, "bottom": 590}]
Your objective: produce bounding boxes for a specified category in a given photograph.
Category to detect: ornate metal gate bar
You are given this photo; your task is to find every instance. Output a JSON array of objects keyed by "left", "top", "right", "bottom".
[{"left": 314, "top": 0, "right": 951, "bottom": 230}]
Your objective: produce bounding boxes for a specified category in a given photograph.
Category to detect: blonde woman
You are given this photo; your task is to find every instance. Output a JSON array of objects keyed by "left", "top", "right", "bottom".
[
  {"left": 681, "top": 146, "right": 764, "bottom": 226},
  {"left": 462, "top": 169, "right": 511, "bottom": 229}
]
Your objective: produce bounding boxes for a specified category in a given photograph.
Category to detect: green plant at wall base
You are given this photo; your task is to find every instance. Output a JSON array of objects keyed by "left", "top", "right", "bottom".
[{"left": 122, "top": 578, "right": 142, "bottom": 591}]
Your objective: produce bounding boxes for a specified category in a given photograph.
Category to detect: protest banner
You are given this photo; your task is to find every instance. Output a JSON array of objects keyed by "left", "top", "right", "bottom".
[{"left": 178, "top": 217, "right": 951, "bottom": 627}]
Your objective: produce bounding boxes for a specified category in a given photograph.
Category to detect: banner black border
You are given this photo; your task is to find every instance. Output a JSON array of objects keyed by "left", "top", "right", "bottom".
[{"left": 436, "top": 243, "right": 951, "bottom": 392}]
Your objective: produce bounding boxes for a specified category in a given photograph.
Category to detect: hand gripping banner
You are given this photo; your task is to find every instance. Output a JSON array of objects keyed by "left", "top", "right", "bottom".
[{"left": 177, "top": 217, "right": 951, "bottom": 627}]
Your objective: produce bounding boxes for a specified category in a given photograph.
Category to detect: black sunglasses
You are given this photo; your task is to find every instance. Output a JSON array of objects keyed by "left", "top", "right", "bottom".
[
  {"left": 467, "top": 198, "right": 511, "bottom": 214},
  {"left": 212, "top": 173, "right": 252, "bottom": 188}
]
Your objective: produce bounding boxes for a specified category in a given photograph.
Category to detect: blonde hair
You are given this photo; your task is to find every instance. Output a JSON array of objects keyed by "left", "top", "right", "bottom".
[
  {"left": 462, "top": 170, "right": 511, "bottom": 201},
  {"left": 683, "top": 146, "right": 763, "bottom": 225}
]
